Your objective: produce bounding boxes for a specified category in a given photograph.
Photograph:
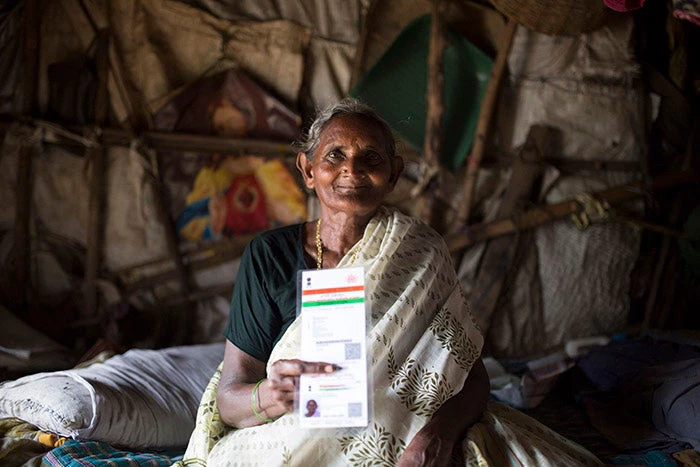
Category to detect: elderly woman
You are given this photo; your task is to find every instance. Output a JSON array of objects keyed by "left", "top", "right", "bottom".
[{"left": 178, "top": 99, "right": 601, "bottom": 466}]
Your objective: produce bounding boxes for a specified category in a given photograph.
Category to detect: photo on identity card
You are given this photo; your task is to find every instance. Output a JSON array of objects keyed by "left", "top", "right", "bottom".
[{"left": 297, "top": 267, "right": 370, "bottom": 429}]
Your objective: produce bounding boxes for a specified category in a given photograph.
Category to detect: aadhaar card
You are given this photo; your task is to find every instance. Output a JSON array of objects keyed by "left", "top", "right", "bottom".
[{"left": 298, "top": 267, "right": 369, "bottom": 428}]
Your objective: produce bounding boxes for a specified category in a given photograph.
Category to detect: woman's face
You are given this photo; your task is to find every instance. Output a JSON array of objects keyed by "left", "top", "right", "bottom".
[
  {"left": 306, "top": 400, "right": 317, "bottom": 414},
  {"left": 298, "top": 115, "right": 403, "bottom": 218}
]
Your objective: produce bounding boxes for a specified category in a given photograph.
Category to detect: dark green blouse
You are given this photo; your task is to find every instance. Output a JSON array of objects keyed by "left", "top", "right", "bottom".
[{"left": 224, "top": 223, "right": 307, "bottom": 362}]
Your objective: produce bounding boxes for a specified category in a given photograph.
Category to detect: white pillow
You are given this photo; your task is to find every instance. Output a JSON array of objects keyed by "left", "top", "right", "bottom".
[{"left": 0, "top": 342, "right": 224, "bottom": 449}]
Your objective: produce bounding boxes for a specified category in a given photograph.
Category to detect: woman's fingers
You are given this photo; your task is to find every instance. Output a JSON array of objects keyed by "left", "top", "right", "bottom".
[
  {"left": 268, "top": 384, "right": 295, "bottom": 410},
  {"left": 267, "top": 360, "right": 339, "bottom": 413},
  {"left": 270, "top": 359, "right": 338, "bottom": 378}
]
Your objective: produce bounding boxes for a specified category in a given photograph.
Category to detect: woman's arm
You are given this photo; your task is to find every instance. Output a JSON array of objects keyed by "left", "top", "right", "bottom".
[
  {"left": 397, "top": 357, "right": 490, "bottom": 466},
  {"left": 216, "top": 340, "right": 338, "bottom": 428},
  {"left": 216, "top": 340, "right": 273, "bottom": 428}
]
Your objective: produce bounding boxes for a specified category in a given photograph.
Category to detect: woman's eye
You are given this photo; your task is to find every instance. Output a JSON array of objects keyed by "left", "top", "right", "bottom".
[
  {"left": 366, "top": 152, "right": 383, "bottom": 164},
  {"left": 326, "top": 151, "right": 342, "bottom": 162}
]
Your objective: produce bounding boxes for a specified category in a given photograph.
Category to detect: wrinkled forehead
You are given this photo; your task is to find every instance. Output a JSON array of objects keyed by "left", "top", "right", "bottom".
[{"left": 318, "top": 114, "right": 389, "bottom": 148}]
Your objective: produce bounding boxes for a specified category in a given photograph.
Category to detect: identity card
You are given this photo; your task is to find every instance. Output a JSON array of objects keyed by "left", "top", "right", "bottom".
[{"left": 298, "top": 266, "right": 369, "bottom": 428}]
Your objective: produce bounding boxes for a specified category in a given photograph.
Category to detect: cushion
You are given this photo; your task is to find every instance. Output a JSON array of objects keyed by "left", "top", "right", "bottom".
[{"left": 0, "top": 343, "right": 224, "bottom": 449}]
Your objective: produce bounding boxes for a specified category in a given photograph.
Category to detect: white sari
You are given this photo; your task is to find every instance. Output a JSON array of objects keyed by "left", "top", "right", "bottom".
[{"left": 177, "top": 207, "right": 602, "bottom": 466}]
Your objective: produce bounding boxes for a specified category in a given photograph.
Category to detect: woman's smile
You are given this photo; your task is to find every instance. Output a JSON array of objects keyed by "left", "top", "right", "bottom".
[{"left": 333, "top": 182, "right": 370, "bottom": 192}]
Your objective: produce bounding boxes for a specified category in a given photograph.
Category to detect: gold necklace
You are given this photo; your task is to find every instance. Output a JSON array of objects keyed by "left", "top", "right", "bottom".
[
  {"left": 315, "top": 218, "right": 362, "bottom": 269},
  {"left": 315, "top": 218, "right": 323, "bottom": 269}
]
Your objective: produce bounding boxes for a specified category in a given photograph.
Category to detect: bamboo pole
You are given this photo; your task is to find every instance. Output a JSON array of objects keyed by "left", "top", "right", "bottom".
[
  {"left": 12, "top": 0, "right": 41, "bottom": 308},
  {"left": 84, "top": 141, "right": 106, "bottom": 319},
  {"left": 13, "top": 145, "right": 33, "bottom": 308},
  {"left": 349, "top": 0, "right": 379, "bottom": 89},
  {"left": 418, "top": 0, "right": 447, "bottom": 225},
  {"left": 120, "top": 233, "right": 255, "bottom": 294},
  {"left": 21, "top": 0, "right": 40, "bottom": 114},
  {"left": 0, "top": 118, "right": 299, "bottom": 156},
  {"left": 446, "top": 170, "right": 699, "bottom": 252},
  {"left": 84, "top": 31, "right": 110, "bottom": 320},
  {"left": 642, "top": 122, "right": 697, "bottom": 331},
  {"left": 148, "top": 148, "right": 193, "bottom": 297},
  {"left": 469, "top": 125, "right": 549, "bottom": 332},
  {"left": 454, "top": 19, "right": 517, "bottom": 227}
]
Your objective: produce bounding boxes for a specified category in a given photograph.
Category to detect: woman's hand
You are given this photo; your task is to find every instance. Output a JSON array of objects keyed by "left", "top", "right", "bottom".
[
  {"left": 267, "top": 359, "right": 338, "bottom": 413},
  {"left": 217, "top": 343, "right": 340, "bottom": 428},
  {"left": 396, "top": 424, "right": 456, "bottom": 467},
  {"left": 397, "top": 358, "right": 489, "bottom": 466}
]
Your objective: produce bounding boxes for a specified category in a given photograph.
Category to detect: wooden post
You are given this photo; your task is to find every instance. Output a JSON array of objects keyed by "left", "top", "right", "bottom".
[
  {"left": 13, "top": 144, "right": 33, "bottom": 308},
  {"left": 84, "top": 30, "right": 110, "bottom": 320},
  {"left": 349, "top": 0, "right": 379, "bottom": 89},
  {"left": 148, "top": 148, "right": 192, "bottom": 297},
  {"left": 469, "top": 125, "right": 550, "bottom": 333},
  {"left": 454, "top": 19, "right": 517, "bottom": 227},
  {"left": 21, "top": 0, "right": 40, "bottom": 114},
  {"left": 641, "top": 146, "right": 690, "bottom": 331},
  {"left": 84, "top": 142, "right": 106, "bottom": 320},
  {"left": 418, "top": 0, "right": 447, "bottom": 225},
  {"left": 12, "top": 0, "right": 41, "bottom": 308}
]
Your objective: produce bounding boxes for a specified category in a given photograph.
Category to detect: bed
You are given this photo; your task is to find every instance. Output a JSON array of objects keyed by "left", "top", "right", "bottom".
[
  {"left": 0, "top": 342, "right": 224, "bottom": 466},
  {"left": 2, "top": 333, "right": 699, "bottom": 466}
]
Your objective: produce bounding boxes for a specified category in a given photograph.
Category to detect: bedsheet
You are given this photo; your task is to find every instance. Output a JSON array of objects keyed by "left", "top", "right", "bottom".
[
  {"left": 0, "top": 417, "right": 51, "bottom": 466},
  {"left": 0, "top": 416, "right": 184, "bottom": 466},
  {"left": 42, "top": 440, "right": 182, "bottom": 467}
]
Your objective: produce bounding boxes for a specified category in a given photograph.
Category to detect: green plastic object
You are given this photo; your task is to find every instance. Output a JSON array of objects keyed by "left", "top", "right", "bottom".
[{"left": 350, "top": 14, "right": 493, "bottom": 172}]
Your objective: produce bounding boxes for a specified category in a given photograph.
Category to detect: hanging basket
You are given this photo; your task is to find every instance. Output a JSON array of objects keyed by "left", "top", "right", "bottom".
[{"left": 490, "top": 0, "right": 612, "bottom": 36}]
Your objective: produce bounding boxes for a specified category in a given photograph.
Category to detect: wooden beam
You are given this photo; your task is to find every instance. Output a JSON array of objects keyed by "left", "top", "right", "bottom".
[
  {"left": 454, "top": 19, "right": 517, "bottom": 227},
  {"left": 642, "top": 122, "right": 696, "bottom": 331},
  {"left": 149, "top": 148, "right": 192, "bottom": 297},
  {"left": 418, "top": 0, "right": 447, "bottom": 225},
  {"left": 641, "top": 203, "right": 682, "bottom": 332},
  {"left": 93, "top": 30, "right": 110, "bottom": 125},
  {"left": 137, "top": 131, "right": 294, "bottom": 156},
  {"left": 349, "top": 0, "right": 380, "bottom": 89},
  {"left": 12, "top": 144, "right": 33, "bottom": 308},
  {"left": 119, "top": 233, "right": 255, "bottom": 294},
  {"left": 21, "top": 0, "right": 40, "bottom": 115},
  {"left": 446, "top": 170, "right": 699, "bottom": 252},
  {"left": 5, "top": 116, "right": 640, "bottom": 173},
  {"left": 12, "top": 0, "right": 41, "bottom": 308},
  {"left": 83, "top": 142, "right": 106, "bottom": 319},
  {"left": 0, "top": 117, "right": 297, "bottom": 157},
  {"left": 84, "top": 31, "right": 110, "bottom": 320},
  {"left": 469, "top": 125, "right": 549, "bottom": 332}
]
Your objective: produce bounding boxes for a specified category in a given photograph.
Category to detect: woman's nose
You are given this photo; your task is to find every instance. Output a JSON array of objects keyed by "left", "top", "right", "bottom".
[{"left": 341, "top": 157, "right": 366, "bottom": 175}]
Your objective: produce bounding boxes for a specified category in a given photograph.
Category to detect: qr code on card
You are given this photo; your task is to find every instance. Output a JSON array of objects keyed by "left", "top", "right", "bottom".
[
  {"left": 344, "top": 343, "right": 361, "bottom": 360},
  {"left": 347, "top": 402, "right": 362, "bottom": 417}
]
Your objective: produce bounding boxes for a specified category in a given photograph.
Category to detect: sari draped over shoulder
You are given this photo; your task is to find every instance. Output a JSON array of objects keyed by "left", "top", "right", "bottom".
[{"left": 177, "top": 207, "right": 602, "bottom": 466}]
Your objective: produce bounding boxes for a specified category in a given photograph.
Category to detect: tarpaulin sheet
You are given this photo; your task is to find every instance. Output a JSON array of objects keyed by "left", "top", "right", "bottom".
[
  {"left": 458, "top": 16, "right": 644, "bottom": 358},
  {"left": 37, "top": 0, "right": 311, "bottom": 127}
]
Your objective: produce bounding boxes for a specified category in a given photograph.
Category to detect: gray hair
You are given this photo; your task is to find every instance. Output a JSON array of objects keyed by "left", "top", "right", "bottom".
[{"left": 297, "top": 98, "right": 395, "bottom": 160}]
